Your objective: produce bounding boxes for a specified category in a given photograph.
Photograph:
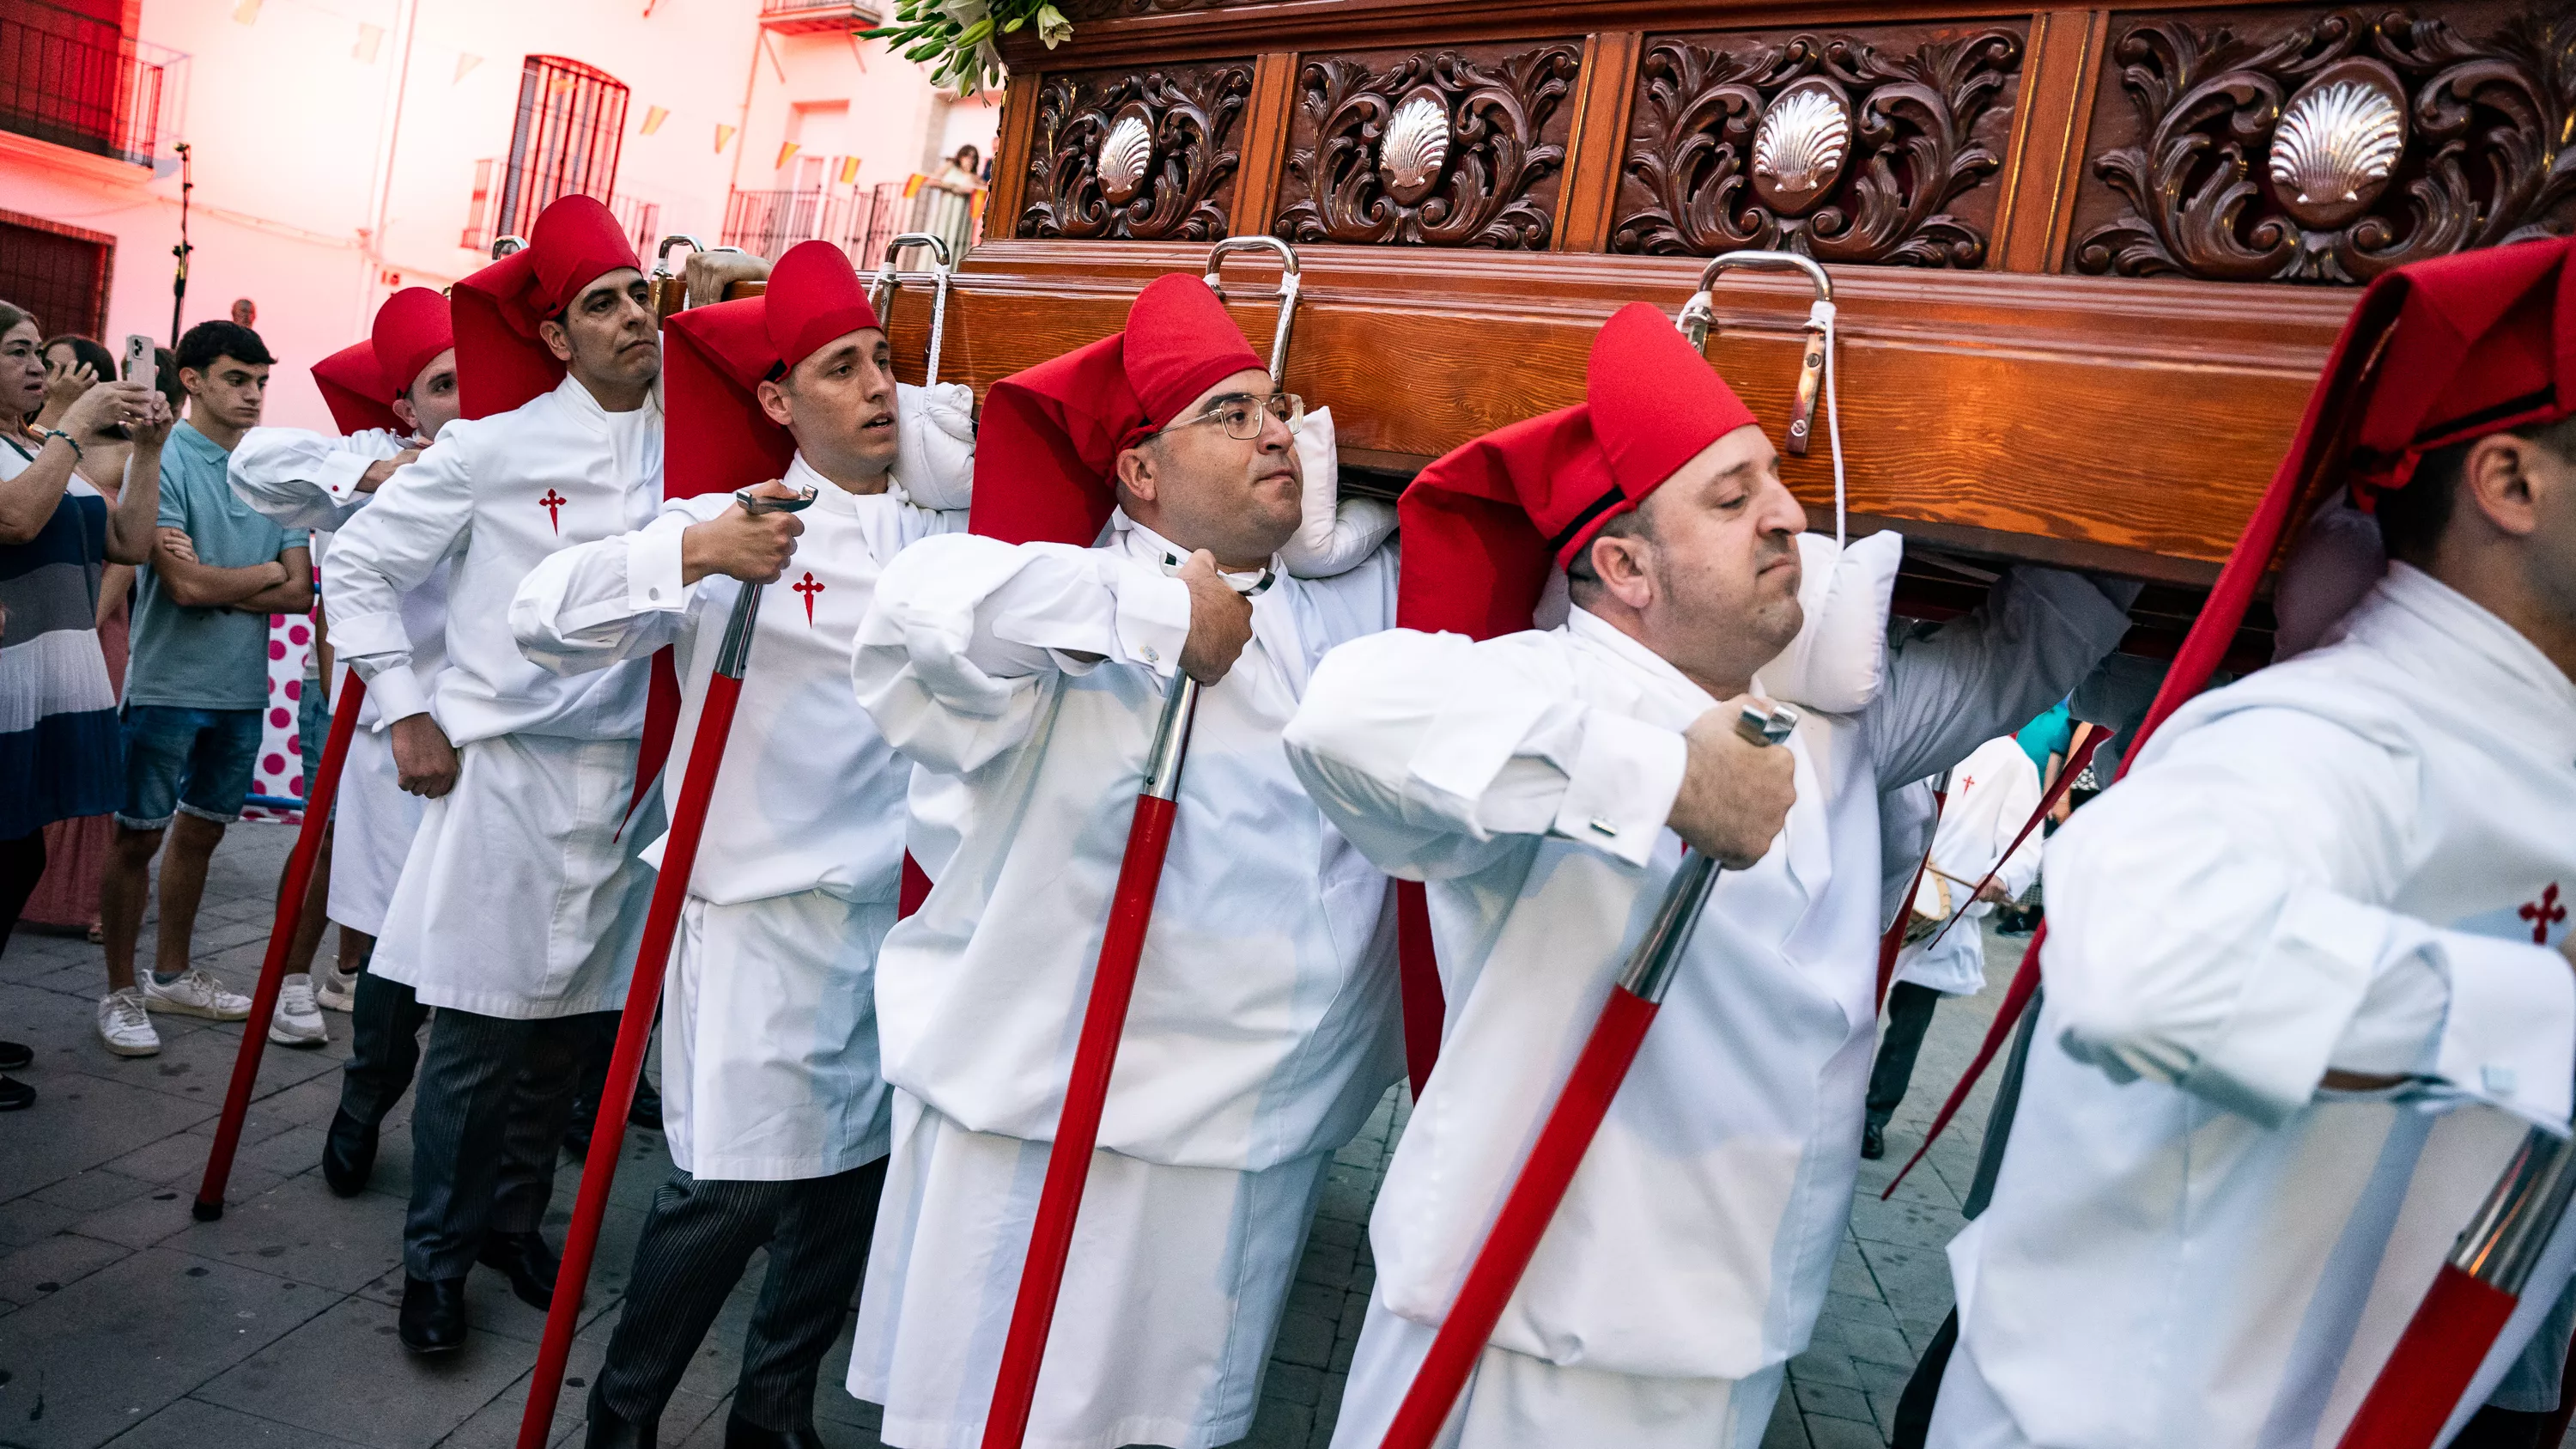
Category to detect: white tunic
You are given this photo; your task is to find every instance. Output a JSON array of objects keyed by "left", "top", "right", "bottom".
[
  {"left": 510, "top": 454, "right": 963, "bottom": 1178},
  {"left": 1279, "top": 568, "right": 2132, "bottom": 1446},
  {"left": 228, "top": 424, "right": 447, "bottom": 935},
  {"left": 846, "top": 515, "right": 1400, "bottom": 1448},
  {"left": 324, "top": 376, "right": 664, "bottom": 1018},
  {"left": 1893, "top": 734, "right": 2044, "bottom": 998},
  {"left": 1935, "top": 563, "right": 2576, "bottom": 1449}
]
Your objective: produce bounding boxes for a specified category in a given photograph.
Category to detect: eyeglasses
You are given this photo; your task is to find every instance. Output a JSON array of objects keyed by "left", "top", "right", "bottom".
[{"left": 1161, "top": 391, "right": 1303, "bottom": 442}]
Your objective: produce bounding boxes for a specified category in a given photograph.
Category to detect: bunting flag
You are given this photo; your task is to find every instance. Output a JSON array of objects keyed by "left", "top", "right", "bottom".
[
  {"left": 715, "top": 123, "right": 736, "bottom": 153},
  {"left": 902, "top": 172, "right": 925, "bottom": 198},
  {"left": 453, "top": 52, "right": 481, "bottom": 82},
  {"left": 775, "top": 140, "right": 801, "bottom": 169},
  {"left": 641, "top": 105, "right": 669, "bottom": 136},
  {"left": 837, "top": 155, "right": 862, "bottom": 185},
  {"left": 354, "top": 21, "right": 383, "bottom": 62}
]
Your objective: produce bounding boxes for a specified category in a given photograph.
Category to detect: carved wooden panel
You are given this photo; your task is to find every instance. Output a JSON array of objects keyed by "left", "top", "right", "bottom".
[
  {"left": 1015, "top": 60, "right": 1256, "bottom": 242},
  {"left": 2069, "top": 3, "right": 2576, "bottom": 284},
  {"left": 1272, "top": 42, "right": 1586, "bottom": 250},
  {"left": 1609, "top": 23, "right": 2027, "bottom": 265}
]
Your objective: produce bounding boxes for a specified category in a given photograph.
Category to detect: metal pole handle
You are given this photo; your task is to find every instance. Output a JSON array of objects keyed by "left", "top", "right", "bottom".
[
  {"left": 708, "top": 484, "right": 818, "bottom": 678},
  {"left": 1203, "top": 236, "right": 1302, "bottom": 387},
  {"left": 1674, "top": 251, "right": 1832, "bottom": 456},
  {"left": 1616, "top": 702, "right": 1799, "bottom": 1002}
]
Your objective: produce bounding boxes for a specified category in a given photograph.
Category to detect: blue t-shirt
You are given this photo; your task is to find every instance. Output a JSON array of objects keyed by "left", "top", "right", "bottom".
[
  {"left": 125, "top": 421, "right": 307, "bottom": 711},
  {"left": 2014, "top": 700, "right": 2075, "bottom": 776}
]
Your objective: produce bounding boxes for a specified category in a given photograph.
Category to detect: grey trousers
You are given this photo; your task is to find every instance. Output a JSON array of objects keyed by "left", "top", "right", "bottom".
[
  {"left": 404, "top": 1006, "right": 617, "bottom": 1279},
  {"left": 593, "top": 1157, "right": 889, "bottom": 1433}
]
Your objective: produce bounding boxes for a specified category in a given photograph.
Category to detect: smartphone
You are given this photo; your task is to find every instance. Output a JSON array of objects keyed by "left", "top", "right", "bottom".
[{"left": 124, "top": 333, "right": 154, "bottom": 382}]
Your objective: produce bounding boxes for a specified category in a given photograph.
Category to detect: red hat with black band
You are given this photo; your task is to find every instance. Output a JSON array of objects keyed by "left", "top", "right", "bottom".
[
  {"left": 450, "top": 195, "right": 643, "bottom": 421},
  {"left": 968, "top": 273, "right": 1266, "bottom": 547},
  {"left": 313, "top": 287, "right": 459, "bottom": 438},
  {"left": 311, "top": 342, "right": 400, "bottom": 438},
  {"left": 662, "top": 240, "right": 883, "bottom": 502}
]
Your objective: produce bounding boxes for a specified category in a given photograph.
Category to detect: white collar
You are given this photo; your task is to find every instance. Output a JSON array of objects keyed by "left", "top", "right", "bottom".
[
  {"left": 1108, "top": 508, "right": 1279, "bottom": 587},
  {"left": 787, "top": 453, "right": 898, "bottom": 519},
  {"left": 2350, "top": 563, "right": 2576, "bottom": 759},
  {"left": 1566, "top": 606, "right": 1719, "bottom": 717},
  {"left": 550, "top": 372, "right": 660, "bottom": 433}
]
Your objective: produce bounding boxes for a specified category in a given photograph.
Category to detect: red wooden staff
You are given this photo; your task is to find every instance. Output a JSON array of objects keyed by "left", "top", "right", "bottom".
[
  {"left": 1376, "top": 702, "right": 1800, "bottom": 1449},
  {"left": 978, "top": 233, "right": 1304, "bottom": 1449},
  {"left": 193, "top": 673, "right": 366, "bottom": 1220}
]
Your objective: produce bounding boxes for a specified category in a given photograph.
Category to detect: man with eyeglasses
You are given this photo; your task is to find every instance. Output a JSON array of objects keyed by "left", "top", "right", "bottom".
[{"left": 845, "top": 274, "right": 1399, "bottom": 1449}]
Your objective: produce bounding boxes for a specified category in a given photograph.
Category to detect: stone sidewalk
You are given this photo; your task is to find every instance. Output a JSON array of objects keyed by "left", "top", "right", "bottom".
[{"left": 0, "top": 821, "right": 2018, "bottom": 1449}]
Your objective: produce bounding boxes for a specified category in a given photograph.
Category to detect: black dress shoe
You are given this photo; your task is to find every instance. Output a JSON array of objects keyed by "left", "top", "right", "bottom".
[
  {"left": 0, "top": 1075, "right": 32, "bottom": 1111},
  {"left": 562, "top": 1097, "right": 598, "bottom": 1159},
  {"left": 398, "top": 1274, "right": 467, "bottom": 1353},
  {"left": 0, "top": 1040, "right": 32, "bottom": 1071},
  {"left": 1861, "top": 1122, "right": 1886, "bottom": 1160},
  {"left": 321, "top": 1107, "right": 377, "bottom": 1196},
  {"left": 627, "top": 1075, "right": 662, "bottom": 1131},
  {"left": 583, "top": 1388, "right": 657, "bottom": 1449},
  {"left": 722, "top": 1416, "right": 826, "bottom": 1449},
  {"left": 477, "top": 1229, "right": 559, "bottom": 1310}
]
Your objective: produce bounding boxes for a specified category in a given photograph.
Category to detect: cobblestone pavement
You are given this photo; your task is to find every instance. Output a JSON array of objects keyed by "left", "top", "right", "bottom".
[{"left": 0, "top": 822, "right": 2022, "bottom": 1449}]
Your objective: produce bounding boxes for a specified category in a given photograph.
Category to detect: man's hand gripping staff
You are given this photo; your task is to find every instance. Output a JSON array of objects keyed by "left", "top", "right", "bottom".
[{"left": 1377, "top": 699, "right": 1800, "bottom": 1449}]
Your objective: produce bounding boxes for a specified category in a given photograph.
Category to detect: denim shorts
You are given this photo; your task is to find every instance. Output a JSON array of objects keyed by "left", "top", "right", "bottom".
[{"left": 117, "top": 704, "right": 264, "bottom": 830}]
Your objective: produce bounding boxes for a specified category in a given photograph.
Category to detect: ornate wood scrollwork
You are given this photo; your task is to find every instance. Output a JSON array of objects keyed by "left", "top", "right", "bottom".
[
  {"left": 1611, "top": 27, "right": 2025, "bottom": 265},
  {"left": 1273, "top": 45, "right": 1585, "bottom": 250},
  {"left": 1016, "top": 62, "right": 1255, "bottom": 241},
  {"left": 2071, "top": 7, "right": 2576, "bottom": 284}
]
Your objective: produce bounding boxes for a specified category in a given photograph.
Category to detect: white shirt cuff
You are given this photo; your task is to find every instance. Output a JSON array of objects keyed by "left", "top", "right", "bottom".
[
  {"left": 317, "top": 449, "right": 374, "bottom": 504},
  {"left": 1550, "top": 709, "right": 1689, "bottom": 868},
  {"left": 1114, "top": 571, "right": 1193, "bottom": 677},
  {"left": 349, "top": 656, "right": 431, "bottom": 724},
  {"left": 626, "top": 526, "right": 691, "bottom": 613},
  {"left": 2433, "top": 931, "right": 2576, "bottom": 1129}
]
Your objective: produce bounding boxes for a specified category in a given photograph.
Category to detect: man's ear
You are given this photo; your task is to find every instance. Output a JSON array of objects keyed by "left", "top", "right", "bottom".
[
  {"left": 2464, "top": 433, "right": 2546, "bottom": 540},
  {"left": 538, "top": 318, "right": 574, "bottom": 364},
  {"left": 1114, "top": 444, "right": 1159, "bottom": 506},
  {"left": 755, "top": 377, "right": 794, "bottom": 429},
  {"left": 390, "top": 395, "right": 419, "bottom": 433},
  {"left": 1589, "top": 532, "right": 1656, "bottom": 612}
]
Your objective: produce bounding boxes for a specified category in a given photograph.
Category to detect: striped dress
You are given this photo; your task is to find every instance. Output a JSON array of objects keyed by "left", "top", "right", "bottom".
[{"left": 0, "top": 433, "right": 120, "bottom": 842}]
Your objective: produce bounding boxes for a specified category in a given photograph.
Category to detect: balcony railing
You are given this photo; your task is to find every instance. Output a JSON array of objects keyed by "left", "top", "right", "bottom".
[
  {"left": 0, "top": 1, "right": 186, "bottom": 168},
  {"left": 460, "top": 157, "right": 661, "bottom": 257},
  {"left": 758, "top": 0, "right": 882, "bottom": 33},
  {"left": 720, "top": 178, "right": 983, "bottom": 269}
]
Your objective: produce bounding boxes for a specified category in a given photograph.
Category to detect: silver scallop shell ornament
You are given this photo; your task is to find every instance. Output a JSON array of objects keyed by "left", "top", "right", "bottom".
[
  {"left": 1097, "top": 111, "right": 1155, "bottom": 205},
  {"left": 2269, "top": 60, "right": 2407, "bottom": 230},
  {"left": 1752, "top": 79, "right": 1851, "bottom": 215},
  {"left": 1379, "top": 90, "right": 1451, "bottom": 205}
]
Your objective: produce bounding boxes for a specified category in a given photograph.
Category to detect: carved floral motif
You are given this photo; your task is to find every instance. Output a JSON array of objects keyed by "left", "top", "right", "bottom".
[
  {"left": 1611, "top": 28, "right": 2024, "bottom": 265},
  {"left": 1273, "top": 46, "right": 1584, "bottom": 250},
  {"left": 2073, "top": 8, "right": 2576, "bottom": 284},
  {"left": 1017, "top": 64, "right": 1254, "bottom": 241}
]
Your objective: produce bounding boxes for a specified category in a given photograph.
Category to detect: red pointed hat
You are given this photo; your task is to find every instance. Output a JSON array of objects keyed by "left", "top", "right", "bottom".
[
  {"left": 371, "top": 287, "right": 453, "bottom": 405},
  {"left": 967, "top": 272, "right": 1266, "bottom": 545},
  {"left": 451, "top": 195, "right": 642, "bottom": 420},
  {"left": 662, "top": 240, "right": 884, "bottom": 502},
  {"left": 1395, "top": 301, "right": 1759, "bottom": 641},
  {"left": 312, "top": 341, "right": 399, "bottom": 438}
]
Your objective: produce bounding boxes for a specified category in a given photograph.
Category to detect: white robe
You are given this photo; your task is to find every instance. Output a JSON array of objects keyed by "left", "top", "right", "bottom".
[
  {"left": 1279, "top": 565, "right": 2133, "bottom": 1448},
  {"left": 1893, "top": 734, "right": 2045, "bottom": 998},
  {"left": 1934, "top": 563, "right": 2576, "bottom": 1449},
  {"left": 324, "top": 376, "right": 663, "bottom": 1019},
  {"left": 845, "top": 514, "right": 1400, "bottom": 1449},
  {"left": 228, "top": 424, "right": 447, "bottom": 935},
  {"left": 511, "top": 454, "right": 963, "bottom": 1178}
]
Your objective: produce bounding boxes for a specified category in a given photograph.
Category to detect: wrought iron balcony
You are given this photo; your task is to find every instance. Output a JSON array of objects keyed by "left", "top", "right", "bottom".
[
  {"left": 0, "top": 0, "right": 186, "bottom": 169},
  {"left": 758, "top": 0, "right": 881, "bottom": 34},
  {"left": 460, "top": 159, "right": 661, "bottom": 257}
]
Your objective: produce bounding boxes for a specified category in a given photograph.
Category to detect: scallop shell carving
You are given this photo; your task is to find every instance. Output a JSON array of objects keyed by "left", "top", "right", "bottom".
[
  {"left": 1751, "top": 81, "right": 1851, "bottom": 216},
  {"left": 2268, "top": 64, "right": 2406, "bottom": 231},
  {"left": 1379, "top": 91, "right": 1450, "bottom": 205},
  {"left": 1097, "top": 113, "right": 1154, "bottom": 206}
]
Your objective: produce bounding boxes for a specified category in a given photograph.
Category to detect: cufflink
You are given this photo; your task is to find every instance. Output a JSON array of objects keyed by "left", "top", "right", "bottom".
[
  {"left": 648, "top": 587, "right": 663, "bottom": 600},
  {"left": 1588, "top": 817, "right": 1619, "bottom": 838},
  {"left": 1141, "top": 645, "right": 1160, "bottom": 664},
  {"left": 2484, "top": 1065, "right": 2518, "bottom": 1096}
]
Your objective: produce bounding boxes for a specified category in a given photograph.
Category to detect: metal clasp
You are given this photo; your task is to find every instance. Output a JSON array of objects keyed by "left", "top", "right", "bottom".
[
  {"left": 870, "top": 233, "right": 955, "bottom": 387},
  {"left": 1202, "top": 236, "right": 1302, "bottom": 387},
  {"left": 1675, "top": 251, "right": 1833, "bottom": 457}
]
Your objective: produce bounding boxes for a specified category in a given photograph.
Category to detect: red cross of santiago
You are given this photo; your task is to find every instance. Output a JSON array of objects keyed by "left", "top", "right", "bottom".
[
  {"left": 2524, "top": 883, "right": 2567, "bottom": 945},
  {"left": 793, "top": 570, "right": 824, "bottom": 624},
  {"left": 538, "top": 489, "right": 568, "bottom": 534}
]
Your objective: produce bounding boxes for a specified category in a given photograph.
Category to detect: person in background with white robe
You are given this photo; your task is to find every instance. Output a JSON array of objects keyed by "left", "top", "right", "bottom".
[
  {"left": 228, "top": 287, "right": 459, "bottom": 1196},
  {"left": 511, "top": 241, "right": 975, "bottom": 1449},
  {"left": 846, "top": 272, "right": 1399, "bottom": 1449},
  {"left": 1861, "top": 730, "right": 2044, "bottom": 1160},
  {"left": 324, "top": 196, "right": 664, "bottom": 1355},
  {"left": 1280, "top": 302, "right": 2137, "bottom": 1449},
  {"left": 1928, "top": 240, "right": 2576, "bottom": 1449}
]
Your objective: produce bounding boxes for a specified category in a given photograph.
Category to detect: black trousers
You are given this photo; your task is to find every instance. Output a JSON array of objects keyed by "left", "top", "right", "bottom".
[
  {"left": 404, "top": 1007, "right": 617, "bottom": 1279},
  {"left": 337, "top": 970, "right": 429, "bottom": 1132},
  {"left": 1867, "top": 981, "right": 1944, "bottom": 1131},
  {"left": 592, "top": 1157, "right": 889, "bottom": 1433},
  {"left": 0, "top": 828, "right": 46, "bottom": 960}
]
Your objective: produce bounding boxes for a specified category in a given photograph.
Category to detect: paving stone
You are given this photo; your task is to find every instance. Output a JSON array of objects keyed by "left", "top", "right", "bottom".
[
  {"left": 27, "top": 1167, "right": 156, "bottom": 1215},
  {"left": 171, "top": 1177, "right": 406, "bottom": 1293},
  {"left": 0, "top": 1051, "right": 215, "bottom": 1187},
  {"left": 0, "top": 1245, "right": 330, "bottom": 1448},
  {"left": 197, "top": 1294, "right": 534, "bottom": 1449},
  {"left": 0, "top": 1196, "right": 82, "bottom": 1251},
  {"left": 1795, "top": 1376, "right": 1875, "bottom": 1425},
  {"left": 1759, "top": 1393, "right": 1811, "bottom": 1448},
  {"left": 1806, "top": 1410, "right": 1893, "bottom": 1449},
  {"left": 107, "top": 1395, "right": 374, "bottom": 1447},
  {"left": 0, "top": 1229, "right": 131, "bottom": 1306},
  {"left": 1245, "top": 1392, "right": 1312, "bottom": 1447}
]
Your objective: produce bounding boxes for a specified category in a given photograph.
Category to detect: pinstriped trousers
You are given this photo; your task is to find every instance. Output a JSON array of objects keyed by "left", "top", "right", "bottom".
[
  {"left": 592, "top": 1156, "right": 890, "bottom": 1433},
  {"left": 404, "top": 1007, "right": 618, "bottom": 1279}
]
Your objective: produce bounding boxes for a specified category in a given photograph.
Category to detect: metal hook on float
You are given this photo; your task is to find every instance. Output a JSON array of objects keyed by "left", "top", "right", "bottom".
[
  {"left": 1679, "top": 250, "right": 1846, "bottom": 546},
  {"left": 489, "top": 234, "right": 529, "bottom": 258},
  {"left": 1202, "top": 234, "right": 1302, "bottom": 386},
  {"left": 647, "top": 234, "right": 706, "bottom": 320},
  {"left": 869, "top": 232, "right": 954, "bottom": 387}
]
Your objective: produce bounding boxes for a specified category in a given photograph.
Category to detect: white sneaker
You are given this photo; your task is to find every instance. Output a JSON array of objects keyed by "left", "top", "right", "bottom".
[
  {"left": 97, "top": 989, "right": 161, "bottom": 1056},
  {"left": 315, "top": 967, "right": 359, "bottom": 1014},
  {"left": 139, "top": 966, "right": 252, "bottom": 1021},
  {"left": 268, "top": 976, "right": 327, "bottom": 1047}
]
